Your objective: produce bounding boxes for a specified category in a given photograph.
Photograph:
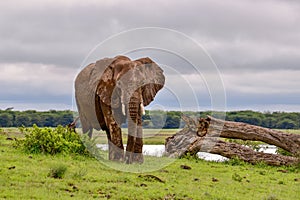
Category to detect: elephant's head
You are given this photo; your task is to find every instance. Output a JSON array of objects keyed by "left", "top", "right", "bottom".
[{"left": 97, "top": 56, "right": 165, "bottom": 121}]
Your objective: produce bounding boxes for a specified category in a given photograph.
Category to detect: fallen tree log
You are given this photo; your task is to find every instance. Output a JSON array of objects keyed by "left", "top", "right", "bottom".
[
  {"left": 202, "top": 116, "right": 300, "bottom": 156},
  {"left": 165, "top": 115, "right": 300, "bottom": 166}
]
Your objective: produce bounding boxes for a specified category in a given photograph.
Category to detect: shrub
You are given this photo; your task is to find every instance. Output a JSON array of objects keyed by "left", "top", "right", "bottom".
[
  {"left": 72, "top": 168, "right": 87, "bottom": 179},
  {"left": 224, "top": 156, "right": 247, "bottom": 166},
  {"left": 265, "top": 195, "right": 279, "bottom": 200},
  {"left": 15, "top": 125, "right": 89, "bottom": 155},
  {"left": 48, "top": 164, "right": 67, "bottom": 179},
  {"left": 276, "top": 148, "right": 292, "bottom": 156},
  {"left": 179, "top": 152, "right": 200, "bottom": 161},
  {"left": 232, "top": 173, "right": 243, "bottom": 182}
]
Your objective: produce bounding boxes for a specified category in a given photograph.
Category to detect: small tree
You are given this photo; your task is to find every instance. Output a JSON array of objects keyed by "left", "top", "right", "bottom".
[
  {"left": 14, "top": 114, "right": 31, "bottom": 127},
  {"left": 0, "top": 113, "right": 13, "bottom": 127},
  {"left": 276, "top": 119, "right": 297, "bottom": 129}
]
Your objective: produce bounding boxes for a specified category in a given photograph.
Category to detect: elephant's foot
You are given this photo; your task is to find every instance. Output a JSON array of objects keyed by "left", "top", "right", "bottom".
[
  {"left": 109, "top": 151, "right": 124, "bottom": 162},
  {"left": 124, "top": 151, "right": 133, "bottom": 164},
  {"left": 124, "top": 152, "right": 144, "bottom": 164},
  {"left": 108, "top": 146, "right": 124, "bottom": 162},
  {"left": 132, "top": 153, "right": 144, "bottom": 164}
]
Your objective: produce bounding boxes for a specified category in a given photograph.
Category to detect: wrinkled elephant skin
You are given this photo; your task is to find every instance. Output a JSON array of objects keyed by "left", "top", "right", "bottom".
[{"left": 75, "top": 56, "right": 165, "bottom": 164}]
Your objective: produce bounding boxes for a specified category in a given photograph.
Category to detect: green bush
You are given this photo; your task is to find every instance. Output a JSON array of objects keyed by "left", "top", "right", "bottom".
[
  {"left": 276, "top": 148, "right": 293, "bottom": 156},
  {"left": 72, "top": 168, "right": 87, "bottom": 179},
  {"left": 48, "top": 164, "right": 67, "bottom": 179},
  {"left": 15, "top": 125, "right": 89, "bottom": 155},
  {"left": 232, "top": 173, "right": 243, "bottom": 182},
  {"left": 224, "top": 156, "right": 247, "bottom": 166}
]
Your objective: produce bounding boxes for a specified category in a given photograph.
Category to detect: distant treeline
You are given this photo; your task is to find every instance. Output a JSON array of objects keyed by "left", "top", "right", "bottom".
[
  {"left": 0, "top": 109, "right": 299, "bottom": 129},
  {"left": 0, "top": 110, "right": 74, "bottom": 128},
  {"left": 143, "top": 110, "right": 300, "bottom": 129}
]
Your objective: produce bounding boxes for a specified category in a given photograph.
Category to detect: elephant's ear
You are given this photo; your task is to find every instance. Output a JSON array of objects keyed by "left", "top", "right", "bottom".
[
  {"left": 97, "top": 56, "right": 131, "bottom": 106},
  {"left": 97, "top": 65, "right": 115, "bottom": 106},
  {"left": 135, "top": 57, "right": 165, "bottom": 106}
]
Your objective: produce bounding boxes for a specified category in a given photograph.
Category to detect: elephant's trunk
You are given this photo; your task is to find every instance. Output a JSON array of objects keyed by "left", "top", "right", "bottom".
[{"left": 125, "top": 89, "right": 144, "bottom": 164}]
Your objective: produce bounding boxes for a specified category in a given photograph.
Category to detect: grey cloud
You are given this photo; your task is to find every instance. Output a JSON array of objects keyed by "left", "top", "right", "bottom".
[
  {"left": 0, "top": 0, "right": 299, "bottom": 111},
  {"left": 0, "top": 1, "right": 122, "bottom": 66},
  {"left": 1, "top": 0, "right": 300, "bottom": 69},
  {"left": 0, "top": 63, "right": 76, "bottom": 103}
]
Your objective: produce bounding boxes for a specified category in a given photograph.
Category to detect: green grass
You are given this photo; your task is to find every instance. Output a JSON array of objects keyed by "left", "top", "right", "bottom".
[
  {"left": 3, "top": 127, "right": 299, "bottom": 146},
  {"left": 281, "top": 129, "right": 300, "bottom": 134},
  {"left": 1, "top": 127, "right": 178, "bottom": 145},
  {"left": 75, "top": 127, "right": 300, "bottom": 145},
  {"left": 72, "top": 128, "right": 178, "bottom": 145},
  {"left": 1, "top": 130, "right": 300, "bottom": 199}
]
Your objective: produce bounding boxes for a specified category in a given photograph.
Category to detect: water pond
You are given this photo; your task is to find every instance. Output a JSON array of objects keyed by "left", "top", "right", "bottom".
[{"left": 97, "top": 144, "right": 277, "bottom": 162}]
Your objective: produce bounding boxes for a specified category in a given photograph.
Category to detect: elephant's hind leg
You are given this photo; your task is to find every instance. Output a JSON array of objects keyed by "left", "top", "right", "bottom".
[{"left": 80, "top": 116, "right": 93, "bottom": 138}]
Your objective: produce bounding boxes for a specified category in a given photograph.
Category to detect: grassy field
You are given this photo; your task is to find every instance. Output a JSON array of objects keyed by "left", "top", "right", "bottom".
[
  {"left": 280, "top": 129, "right": 300, "bottom": 134},
  {"left": 91, "top": 128, "right": 179, "bottom": 145},
  {"left": 2, "top": 127, "right": 179, "bottom": 145},
  {"left": 3, "top": 127, "right": 300, "bottom": 145},
  {"left": 97, "top": 128, "right": 300, "bottom": 145},
  {"left": 1, "top": 129, "right": 300, "bottom": 199}
]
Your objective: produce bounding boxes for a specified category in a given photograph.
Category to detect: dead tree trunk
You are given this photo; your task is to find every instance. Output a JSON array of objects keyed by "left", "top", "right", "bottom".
[
  {"left": 204, "top": 116, "right": 300, "bottom": 156},
  {"left": 165, "top": 115, "right": 300, "bottom": 166}
]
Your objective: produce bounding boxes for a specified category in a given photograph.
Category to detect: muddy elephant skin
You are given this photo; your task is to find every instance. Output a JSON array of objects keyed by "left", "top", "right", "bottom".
[{"left": 75, "top": 55, "right": 165, "bottom": 163}]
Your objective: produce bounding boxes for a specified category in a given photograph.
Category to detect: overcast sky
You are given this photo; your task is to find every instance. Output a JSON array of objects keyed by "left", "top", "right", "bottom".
[{"left": 0, "top": 0, "right": 299, "bottom": 112}]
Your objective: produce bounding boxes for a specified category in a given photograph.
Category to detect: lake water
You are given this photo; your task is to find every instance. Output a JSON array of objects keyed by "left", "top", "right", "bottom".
[{"left": 96, "top": 144, "right": 277, "bottom": 162}]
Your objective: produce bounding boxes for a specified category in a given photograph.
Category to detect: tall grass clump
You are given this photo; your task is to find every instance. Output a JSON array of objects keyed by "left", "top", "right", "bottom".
[
  {"left": 48, "top": 164, "right": 67, "bottom": 179},
  {"left": 15, "top": 125, "right": 90, "bottom": 156}
]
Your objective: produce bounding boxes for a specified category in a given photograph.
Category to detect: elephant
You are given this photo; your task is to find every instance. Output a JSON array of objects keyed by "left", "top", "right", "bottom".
[{"left": 75, "top": 55, "right": 165, "bottom": 164}]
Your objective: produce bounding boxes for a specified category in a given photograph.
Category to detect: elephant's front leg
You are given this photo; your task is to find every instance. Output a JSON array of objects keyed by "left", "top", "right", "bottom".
[
  {"left": 125, "top": 93, "right": 144, "bottom": 164},
  {"left": 125, "top": 116, "right": 137, "bottom": 164},
  {"left": 132, "top": 118, "right": 144, "bottom": 163},
  {"left": 101, "top": 103, "right": 124, "bottom": 161},
  {"left": 108, "top": 122, "right": 124, "bottom": 161}
]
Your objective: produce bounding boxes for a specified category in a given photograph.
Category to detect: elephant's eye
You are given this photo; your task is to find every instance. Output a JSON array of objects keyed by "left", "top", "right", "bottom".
[{"left": 116, "top": 81, "right": 122, "bottom": 87}]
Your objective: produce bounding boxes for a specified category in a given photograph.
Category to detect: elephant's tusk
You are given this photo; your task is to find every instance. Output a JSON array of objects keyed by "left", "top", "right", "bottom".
[
  {"left": 140, "top": 103, "right": 145, "bottom": 115},
  {"left": 122, "top": 103, "right": 126, "bottom": 116}
]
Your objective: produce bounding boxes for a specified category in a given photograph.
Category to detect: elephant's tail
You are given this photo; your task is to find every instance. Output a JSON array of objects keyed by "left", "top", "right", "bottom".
[{"left": 67, "top": 116, "right": 80, "bottom": 132}]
